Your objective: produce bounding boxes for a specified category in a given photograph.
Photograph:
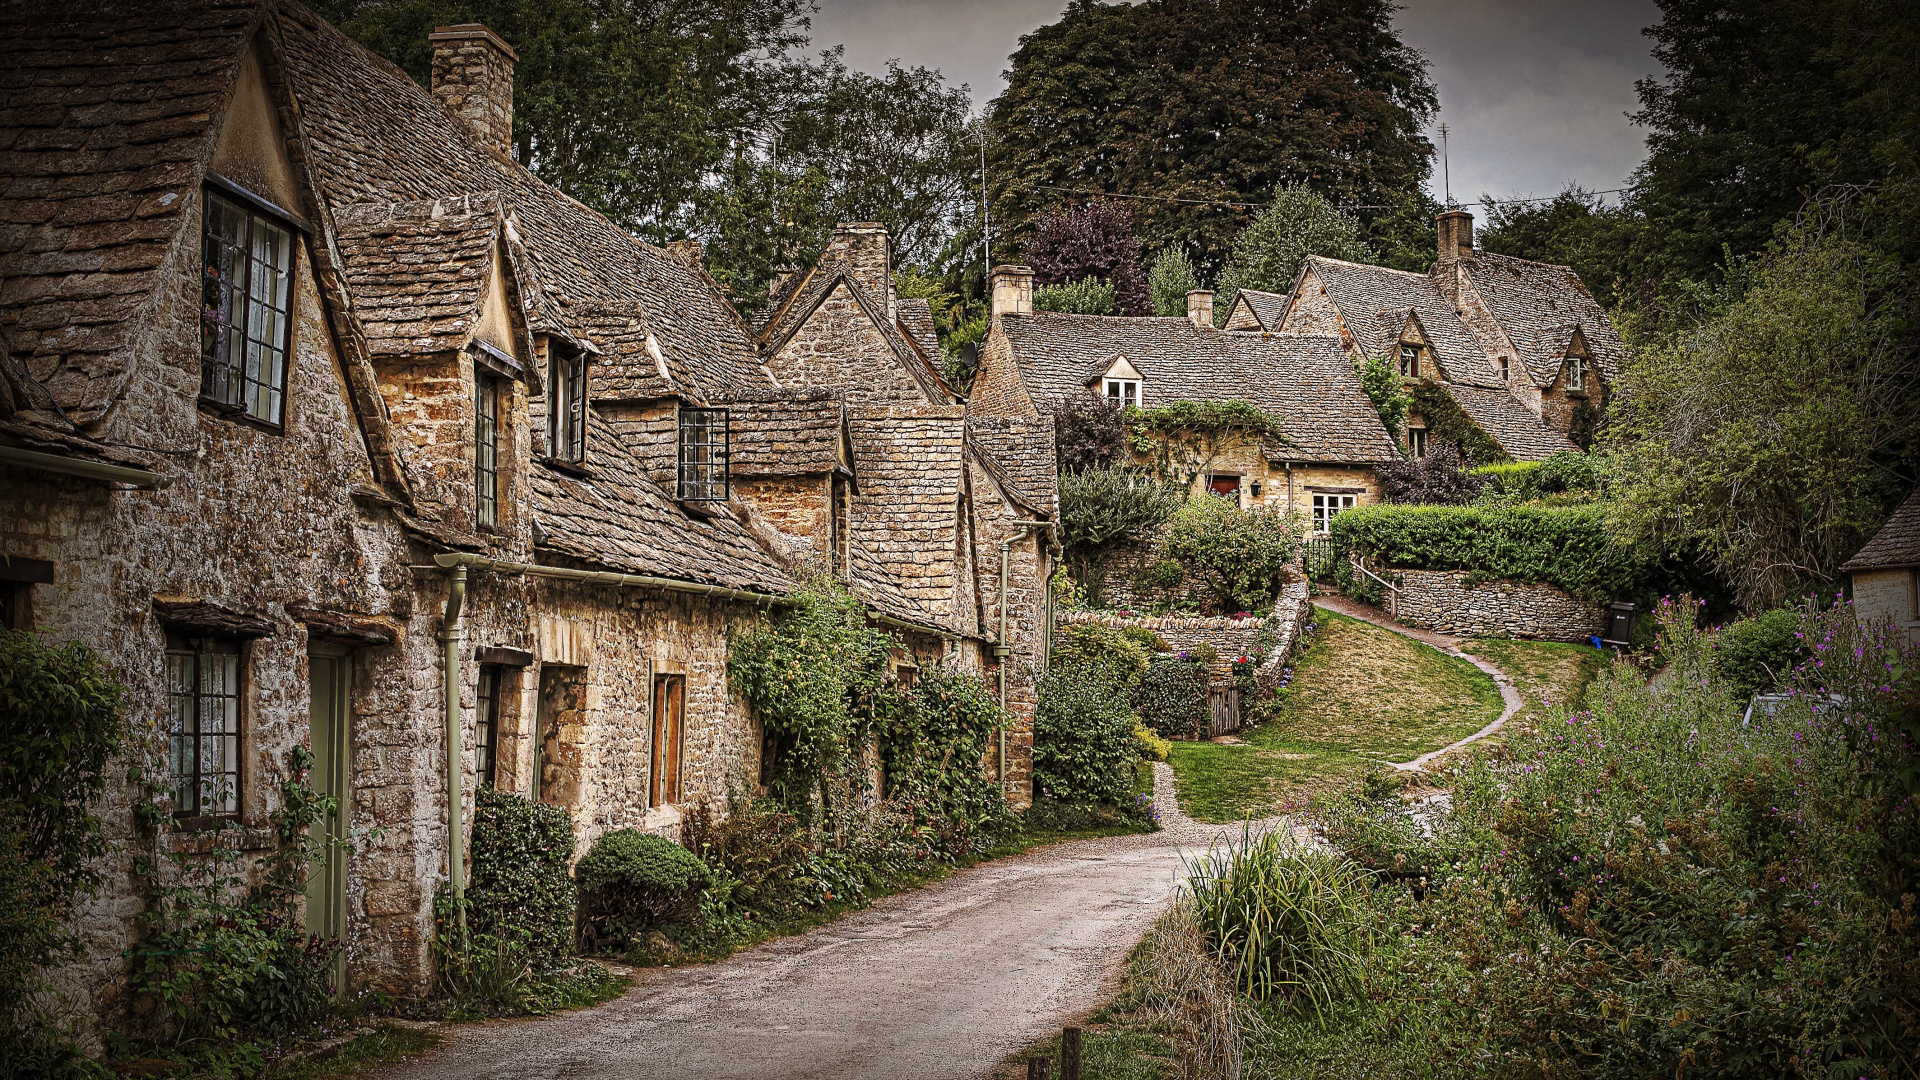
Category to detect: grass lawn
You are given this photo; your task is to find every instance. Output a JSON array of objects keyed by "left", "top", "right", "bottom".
[
  {"left": 1167, "top": 607, "right": 1502, "bottom": 822},
  {"left": 1463, "top": 636, "right": 1611, "bottom": 721}
]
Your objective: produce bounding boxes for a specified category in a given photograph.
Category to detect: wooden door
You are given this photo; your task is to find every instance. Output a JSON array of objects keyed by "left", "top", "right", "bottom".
[
  {"left": 305, "top": 649, "right": 351, "bottom": 991},
  {"left": 650, "top": 674, "right": 685, "bottom": 806}
]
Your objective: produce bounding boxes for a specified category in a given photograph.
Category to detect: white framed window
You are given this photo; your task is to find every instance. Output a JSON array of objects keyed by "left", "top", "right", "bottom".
[
  {"left": 1311, "top": 492, "right": 1356, "bottom": 534},
  {"left": 1566, "top": 354, "right": 1587, "bottom": 391},
  {"left": 1407, "top": 427, "right": 1428, "bottom": 457},
  {"left": 1104, "top": 378, "right": 1139, "bottom": 409},
  {"left": 1398, "top": 343, "right": 1420, "bottom": 378}
]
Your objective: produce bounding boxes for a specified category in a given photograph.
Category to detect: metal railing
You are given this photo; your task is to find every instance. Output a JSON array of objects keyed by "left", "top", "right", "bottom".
[
  {"left": 1302, "top": 536, "right": 1343, "bottom": 580},
  {"left": 1350, "top": 554, "right": 1400, "bottom": 620}
]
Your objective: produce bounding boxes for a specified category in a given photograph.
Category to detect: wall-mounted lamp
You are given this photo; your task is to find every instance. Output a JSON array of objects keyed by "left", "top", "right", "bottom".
[{"left": 1249, "top": 480, "right": 1263, "bottom": 498}]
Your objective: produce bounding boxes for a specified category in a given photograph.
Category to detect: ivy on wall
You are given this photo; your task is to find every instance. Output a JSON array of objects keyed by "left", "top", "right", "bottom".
[{"left": 1409, "top": 382, "right": 1508, "bottom": 466}]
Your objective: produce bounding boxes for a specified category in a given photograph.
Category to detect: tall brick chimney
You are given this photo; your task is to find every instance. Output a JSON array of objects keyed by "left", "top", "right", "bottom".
[
  {"left": 823, "top": 222, "right": 894, "bottom": 319},
  {"left": 1436, "top": 209, "right": 1475, "bottom": 262},
  {"left": 429, "top": 24, "right": 517, "bottom": 155},
  {"left": 990, "top": 265, "right": 1034, "bottom": 319},
  {"left": 1186, "top": 289, "right": 1214, "bottom": 328}
]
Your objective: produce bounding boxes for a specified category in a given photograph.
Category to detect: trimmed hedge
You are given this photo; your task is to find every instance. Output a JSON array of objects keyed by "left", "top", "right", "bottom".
[
  {"left": 574, "top": 830, "right": 710, "bottom": 951},
  {"left": 1329, "top": 503, "right": 1641, "bottom": 601},
  {"left": 467, "top": 786, "right": 578, "bottom": 971}
]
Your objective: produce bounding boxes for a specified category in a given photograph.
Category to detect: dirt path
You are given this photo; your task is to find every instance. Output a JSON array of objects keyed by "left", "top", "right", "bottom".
[
  {"left": 1309, "top": 596, "right": 1524, "bottom": 770},
  {"left": 367, "top": 777, "right": 1297, "bottom": 1080}
]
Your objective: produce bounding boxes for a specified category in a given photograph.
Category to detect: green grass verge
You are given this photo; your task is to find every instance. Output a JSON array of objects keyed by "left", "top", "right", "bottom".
[
  {"left": 267, "top": 1024, "right": 442, "bottom": 1080},
  {"left": 1167, "top": 607, "right": 1503, "bottom": 822},
  {"left": 1462, "top": 635, "right": 1610, "bottom": 720}
]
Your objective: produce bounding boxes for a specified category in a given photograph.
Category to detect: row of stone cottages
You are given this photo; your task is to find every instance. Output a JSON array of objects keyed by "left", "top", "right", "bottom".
[{"left": 0, "top": 0, "right": 1055, "bottom": 1021}]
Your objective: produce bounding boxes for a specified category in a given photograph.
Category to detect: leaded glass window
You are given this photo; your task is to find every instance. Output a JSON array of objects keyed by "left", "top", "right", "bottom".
[
  {"left": 474, "top": 665, "right": 500, "bottom": 787},
  {"left": 549, "top": 348, "right": 587, "bottom": 462},
  {"left": 166, "top": 636, "right": 242, "bottom": 817},
  {"left": 201, "top": 189, "right": 293, "bottom": 425},
  {"left": 677, "top": 407, "right": 729, "bottom": 501},
  {"left": 475, "top": 374, "right": 499, "bottom": 528}
]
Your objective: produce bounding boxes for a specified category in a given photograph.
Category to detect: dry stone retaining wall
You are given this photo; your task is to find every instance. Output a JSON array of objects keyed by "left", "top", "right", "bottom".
[
  {"left": 1390, "top": 569, "right": 1601, "bottom": 641},
  {"left": 1059, "top": 578, "right": 1312, "bottom": 685}
]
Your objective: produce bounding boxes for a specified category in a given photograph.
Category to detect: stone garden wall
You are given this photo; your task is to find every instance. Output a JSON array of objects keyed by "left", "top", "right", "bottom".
[
  {"left": 1060, "top": 578, "right": 1313, "bottom": 685},
  {"left": 1390, "top": 569, "right": 1601, "bottom": 641}
]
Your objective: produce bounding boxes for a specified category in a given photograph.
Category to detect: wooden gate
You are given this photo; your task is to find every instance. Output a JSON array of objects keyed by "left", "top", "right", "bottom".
[{"left": 1206, "top": 682, "right": 1241, "bottom": 737}]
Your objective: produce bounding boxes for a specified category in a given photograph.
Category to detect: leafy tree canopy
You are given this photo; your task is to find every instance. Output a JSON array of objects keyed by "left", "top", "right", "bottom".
[
  {"left": 987, "top": 0, "right": 1436, "bottom": 278},
  {"left": 1024, "top": 201, "right": 1151, "bottom": 315},
  {"left": 1034, "top": 276, "right": 1118, "bottom": 316},
  {"left": 1148, "top": 246, "right": 1200, "bottom": 317},
  {"left": 1214, "top": 186, "right": 1374, "bottom": 324}
]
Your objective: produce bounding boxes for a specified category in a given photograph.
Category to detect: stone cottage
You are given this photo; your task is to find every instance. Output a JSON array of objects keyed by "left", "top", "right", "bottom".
[
  {"left": 969, "top": 267, "right": 1400, "bottom": 532},
  {"left": 1224, "top": 209, "right": 1625, "bottom": 459},
  {"left": 1843, "top": 487, "right": 1920, "bottom": 645},
  {"left": 0, "top": 0, "right": 1049, "bottom": 1035}
]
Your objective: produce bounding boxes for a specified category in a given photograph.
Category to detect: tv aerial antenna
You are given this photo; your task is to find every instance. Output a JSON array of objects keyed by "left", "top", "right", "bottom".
[{"left": 1439, "top": 123, "right": 1453, "bottom": 209}]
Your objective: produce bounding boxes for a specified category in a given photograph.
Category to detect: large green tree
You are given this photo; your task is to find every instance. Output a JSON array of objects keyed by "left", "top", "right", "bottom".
[
  {"left": 987, "top": 0, "right": 1436, "bottom": 277},
  {"left": 1212, "top": 186, "right": 1375, "bottom": 323},
  {"left": 1477, "top": 187, "right": 1646, "bottom": 311}
]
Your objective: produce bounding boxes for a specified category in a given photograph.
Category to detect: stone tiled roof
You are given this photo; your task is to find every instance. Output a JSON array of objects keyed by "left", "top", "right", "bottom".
[
  {"left": 527, "top": 400, "right": 793, "bottom": 593},
  {"left": 0, "top": 0, "right": 257, "bottom": 433},
  {"left": 1303, "top": 256, "right": 1488, "bottom": 381},
  {"left": 847, "top": 409, "right": 965, "bottom": 624},
  {"left": 1456, "top": 253, "right": 1626, "bottom": 388},
  {"left": 331, "top": 194, "right": 503, "bottom": 358},
  {"left": 966, "top": 416, "right": 1057, "bottom": 519},
  {"left": 718, "top": 386, "right": 843, "bottom": 477},
  {"left": 1442, "top": 383, "right": 1577, "bottom": 462},
  {"left": 757, "top": 261, "right": 955, "bottom": 404},
  {"left": 1842, "top": 488, "right": 1920, "bottom": 572},
  {"left": 897, "top": 297, "right": 941, "bottom": 359},
  {"left": 997, "top": 312, "right": 1400, "bottom": 464},
  {"left": 847, "top": 539, "right": 945, "bottom": 631},
  {"left": 1229, "top": 288, "right": 1288, "bottom": 330}
]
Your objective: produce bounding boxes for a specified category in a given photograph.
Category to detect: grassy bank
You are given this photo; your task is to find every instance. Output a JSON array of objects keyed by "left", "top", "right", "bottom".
[{"left": 1462, "top": 634, "right": 1608, "bottom": 719}]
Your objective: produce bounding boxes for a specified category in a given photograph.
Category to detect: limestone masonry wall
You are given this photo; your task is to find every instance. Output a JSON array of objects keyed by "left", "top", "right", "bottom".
[
  {"left": 1059, "top": 578, "right": 1311, "bottom": 685},
  {"left": 1390, "top": 569, "right": 1601, "bottom": 641}
]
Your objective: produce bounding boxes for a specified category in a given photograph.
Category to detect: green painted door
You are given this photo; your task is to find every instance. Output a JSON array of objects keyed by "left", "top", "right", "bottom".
[{"left": 306, "top": 649, "right": 351, "bottom": 992}]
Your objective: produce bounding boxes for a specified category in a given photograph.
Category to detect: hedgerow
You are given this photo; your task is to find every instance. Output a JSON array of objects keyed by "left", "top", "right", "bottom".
[
  {"left": 1328, "top": 502, "right": 1644, "bottom": 601},
  {"left": 466, "top": 786, "right": 576, "bottom": 970}
]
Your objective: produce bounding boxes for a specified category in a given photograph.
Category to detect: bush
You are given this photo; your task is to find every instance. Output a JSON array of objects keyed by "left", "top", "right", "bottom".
[
  {"left": 1329, "top": 502, "right": 1642, "bottom": 601},
  {"left": 1058, "top": 466, "right": 1180, "bottom": 598},
  {"left": 1133, "top": 721, "right": 1171, "bottom": 762},
  {"left": 1034, "top": 275, "right": 1118, "bottom": 315},
  {"left": 1709, "top": 606, "right": 1805, "bottom": 698},
  {"left": 1376, "top": 443, "right": 1484, "bottom": 505},
  {"left": 1134, "top": 655, "right": 1209, "bottom": 739},
  {"left": 1470, "top": 450, "right": 1602, "bottom": 501},
  {"left": 1050, "top": 622, "right": 1151, "bottom": 688},
  {"left": 680, "top": 796, "right": 809, "bottom": 917},
  {"left": 1160, "top": 497, "right": 1301, "bottom": 613},
  {"left": 1053, "top": 392, "right": 1130, "bottom": 472},
  {"left": 1033, "top": 666, "right": 1140, "bottom": 806},
  {"left": 575, "top": 830, "right": 711, "bottom": 950},
  {"left": 466, "top": 786, "right": 577, "bottom": 971}
]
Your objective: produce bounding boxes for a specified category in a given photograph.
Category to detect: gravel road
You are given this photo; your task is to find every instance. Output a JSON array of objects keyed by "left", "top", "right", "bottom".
[{"left": 370, "top": 767, "right": 1293, "bottom": 1080}]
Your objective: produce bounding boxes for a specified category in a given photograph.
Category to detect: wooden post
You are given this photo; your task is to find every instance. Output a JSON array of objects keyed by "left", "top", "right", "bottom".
[
  {"left": 1027, "top": 1056, "right": 1052, "bottom": 1080},
  {"left": 1061, "top": 1026, "right": 1082, "bottom": 1080}
]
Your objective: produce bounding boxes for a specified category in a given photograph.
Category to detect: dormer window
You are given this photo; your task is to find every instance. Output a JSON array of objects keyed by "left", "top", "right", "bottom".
[
  {"left": 1497, "top": 356, "right": 1510, "bottom": 382},
  {"left": 1104, "top": 379, "right": 1140, "bottom": 409},
  {"left": 549, "top": 346, "right": 587, "bottom": 462},
  {"left": 1566, "top": 354, "right": 1587, "bottom": 392},
  {"left": 201, "top": 188, "right": 294, "bottom": 425},
  {"left": 677, "top": 407, "right": 729, "bottom": 501},
  {"left": 1398, "top": 343, "right": 1420, "bottom": 379},
  {"left": 474, "top": 373, "right": 500, "bottom": 528}
]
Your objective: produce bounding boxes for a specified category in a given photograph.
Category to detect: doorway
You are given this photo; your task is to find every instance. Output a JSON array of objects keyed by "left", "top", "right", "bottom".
[
  {"left": 305, "top": 647, "right": 351, "bottom": 992},
  {"left": 650, "top": 674, "right": 685, "bottom": 806}
]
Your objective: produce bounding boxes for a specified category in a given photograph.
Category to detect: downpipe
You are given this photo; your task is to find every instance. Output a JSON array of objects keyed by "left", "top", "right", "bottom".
[{"left": 442, "top": 564, "right": 468, "bottom": 947}]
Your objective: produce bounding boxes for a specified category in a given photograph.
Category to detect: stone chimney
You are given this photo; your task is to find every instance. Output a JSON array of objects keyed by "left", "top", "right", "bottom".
[
  {"left": 1437, "top": 209, "right": 1475, "bottom": 262},
  {"left": 1186, "top": 289, "right": 1214, "bottom": 328},
  {"left": 823, "top": 222, "right": 894, "bottom": 318},
  {"left": 429, "top": 24, "right": 518, "bottom": 155},
  {"left": 991, "top": 265, "right": 1034, "bottom": 319}
]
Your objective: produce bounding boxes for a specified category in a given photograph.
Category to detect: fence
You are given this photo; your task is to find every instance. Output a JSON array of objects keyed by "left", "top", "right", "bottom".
[
  {"left": 1302, "top": 536, "right": 1343, "bottom": 580},
  {"left": 1206, "top": 682, "right": 1241, "bottom": 737}
]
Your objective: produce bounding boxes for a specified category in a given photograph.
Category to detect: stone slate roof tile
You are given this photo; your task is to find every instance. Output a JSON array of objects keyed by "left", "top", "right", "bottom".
[
  {"left": 717, "top": 386, "right": 843, "bottom": 477},
  {"left": 331, "top": 194, "right": 500, "bottom": 358},
  {"left": 998, "top": 312, "right": 1400, "bottom": 464},
  {"left": 847, "top": 539, "right": 944, "bottom": 631},
  {"left": 1304, "top": 256, "right": 1487, "bottom": 380},
  {"left": 1231, "top": 288, "right": 1288, "bottom": 330},
  {"left": 897, "top": 297, "right": 941, "bottom": 358},
  {"left": 1442, "top": 383, "right": 1577, "bottom": 462},
  {"left": 1457, "top": 253, "right": 1627, "bottom": 387},
  {"left": 966, "top": 415, "right": 1056, "bottom": 519},
  {"left": 847, "top": 408, "right": 965, "bottom": 625},
  {"left": 1842, "top": 488, "right": 1920, "bottom": 572},
  {"left": 0, "top": 0, "right": 257, "bottom": 429}
]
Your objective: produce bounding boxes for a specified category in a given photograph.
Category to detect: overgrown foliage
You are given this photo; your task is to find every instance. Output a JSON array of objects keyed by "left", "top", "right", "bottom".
[
  {"left": 1023, "top": 200, "right": 1151, "bottom": 315},
  {"left": 1032, "top": 275, "right": 1117, "bottom": 316},
  {"left": 1708, "top": 606, "right": 1807, "bottom": 699},
  {"left": 1406, "top": 382, "right": 1508, "bottom": 466},
  {"left": 1134, "top": 656, "right": 1210, "bottom": 740},
  {"left": 1052, "top": 393, "right": 1130, "bottom": 472},
  {"left": 1148, "top": 246, "right": 1200, "bottom": 317},
  {"left": 1050, "top": 622, "right": 1153, "bottom": 690},
  {"left": 1213, "top": 186, "right": 1376, "bottom": 324},
  {"left": 574, "top": 830, "right": 710, "bottom": 952},
  {"left": 1033, "top": 666, "right": 1141, "bottom": 806},
  {"left": 1161, "top": 498, "right": 1301, "bottom": 614},
  {"left": 1351, "top": 354, "right": 1409, "bottom": 440},
  {"left": 877, "top": 667, "right": 1014, "bottom": 847},
  {"left": 1469, "top": 450, "right": 1603, "bottom": 502},
  {"left": 1330, "top": 503, "right": 1639, "bottom": 602},
  {"left": 464, "top": 786, "right": 576, "bottom": 971},
  {"left": 1127, "top": 399, "right": 1290, "bottom": 490},
  {"left": 1374, "top": 443, "right": 1484, "bottom": 505},
  {"left": 1057, "top": 466, "right": 1181, "bottom": 599}
]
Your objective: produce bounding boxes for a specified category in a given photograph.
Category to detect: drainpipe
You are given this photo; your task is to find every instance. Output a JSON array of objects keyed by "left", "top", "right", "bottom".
[
  {"left": 996, "top": 520, "right": 1047, "bottom": 785},
  {"left": 442, "top": 564, "right": 468, "bottom": 947}
]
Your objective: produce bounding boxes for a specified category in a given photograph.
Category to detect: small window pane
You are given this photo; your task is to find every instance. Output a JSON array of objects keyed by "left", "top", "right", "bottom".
[
  {"left": 201, "top": 190, "right": 293, "bottom": 425},
  {"left": 167, "top": 640, "right": 243, "bottom": 817},
  {"left": 475, "top": 375, "right": 499, "bottom": 528},
  {"left": 475, "top": 666, "right": 499, "bottom": 787},
  {"left": 677, "top": 407, "right": 729, "bottom": 501}
]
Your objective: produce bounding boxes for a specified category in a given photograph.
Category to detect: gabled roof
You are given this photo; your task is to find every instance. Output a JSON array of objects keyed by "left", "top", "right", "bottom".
[
  {"left": 1226, "top": 288, "right": 1288, "bottom": 331},
  {"left": 846, "top": 409, "right": 966, "bottom": 624},
  {"left": 1842, "top": 488, "right": 1920, "bottom": 573},
  {"left": 719, "top": 386, "right": 845, "bottom": 478},
  {"left": 1453, "top": 252, "right": 1626, "bottom": 388},
  {"left": 996, "top": 312, "right": 1400, "bottom": 464},
  {"left": 757, "top": 260, "right": 955, "bottom": 404},
  {"left": 1302, "top": 256, "right": 1488, "bottom": 381},
  {"left": 966, "top": 417, "right": 1056, "bottom": 520},
  {"left": 331, "top": 194, "right": 506, "bottom": 359},
  {"left": 1441, "top": 383, "right": 1577, "bottom": 462},
  {"left": 897, "top": 298, "right": 942, "bottom": 359}
]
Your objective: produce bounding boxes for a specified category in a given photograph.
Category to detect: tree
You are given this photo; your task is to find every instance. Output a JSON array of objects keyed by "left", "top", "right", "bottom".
[
  {"left": 1057, "top": 465, "right": 1182, "bottom": 595},
  {"left": 1024, "top": 201, "right": 1151, "bottom": 315},
  {"left": 1478, "top": 187, "right": 1644, "bottom": 310},
  {"left": 1053, "top": 394, "right": 1130, "bottom": 472},
  {"left": 1034, "top": 277, "right": 1117, "bottom": 315},
  {"left": 1375, "top": 443, "right": 1485, "bottom": 505},
  {"left": 1604, "top": 212, "right": 1920, "bottom": 611},
  {"left": 1148, "top": 246, "right": 1200, "bottom": 317},
  {"left": 987, "top": 0, "right": 1435, "bottom": 277},
  {"left": 1213, "top": 187, "right": 1375, "bottom": 324}
]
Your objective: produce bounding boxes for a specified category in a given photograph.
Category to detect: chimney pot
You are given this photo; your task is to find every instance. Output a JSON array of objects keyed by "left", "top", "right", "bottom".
[
  {"left": 1186, "top": 289, "right": 1215, "bottom": 328},
  {"left": 824, "top": 222, "right": 894, "bottom": 318},
  {"left": 430, "top": 24, "right": 518, "bottom": 155},
  {"left": 1437, "top": 209, "right": 1475, "bottom": 263},
  {"left": 990, "top": 265, "right": 1034, "bottom": 319}
]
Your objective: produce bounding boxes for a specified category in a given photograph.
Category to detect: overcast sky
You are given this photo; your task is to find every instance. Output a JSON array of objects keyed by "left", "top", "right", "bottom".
[{"left": 807, "top": 0, "right": 1665, "bottom": 212}]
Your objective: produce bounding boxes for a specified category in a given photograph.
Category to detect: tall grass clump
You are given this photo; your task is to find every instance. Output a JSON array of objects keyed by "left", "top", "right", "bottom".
[{"left": 1183, "top": 829, "right": 1372, "bottom": 1024}]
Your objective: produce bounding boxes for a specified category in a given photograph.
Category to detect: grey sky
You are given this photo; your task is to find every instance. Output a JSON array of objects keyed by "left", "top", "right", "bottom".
[{"left": 807, "top": 0, "right": 1664, "bottom": 213}]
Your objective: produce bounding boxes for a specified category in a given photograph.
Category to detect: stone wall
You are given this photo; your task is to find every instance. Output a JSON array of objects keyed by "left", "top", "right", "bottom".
[
  {"left": 767, "top": 285, "right": 927, "bottom": 407},
  {"left": 1058, "top": 578, "right": 1312, "bottom": 684},
  {"left": 1390, "top": 569, "right": 1601, "bottom": 641}
]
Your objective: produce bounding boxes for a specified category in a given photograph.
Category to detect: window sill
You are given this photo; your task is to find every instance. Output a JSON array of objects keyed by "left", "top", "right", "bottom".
[
  {"left": 167, "top": 820, "right": 278, "bottom": 853},
  {"left": 538, "top": 456, "right": 592, "bottom": 479},
  {"left": 197, "top": 398, "right": 285, "bottom": 435}
]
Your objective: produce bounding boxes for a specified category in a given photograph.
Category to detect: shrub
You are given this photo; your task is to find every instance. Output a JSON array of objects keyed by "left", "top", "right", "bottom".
[
  {"left": 1329, "top": 502, "right": 1642, "bottom": 601},
  {"left": 1709, "top": 606, "right": 1805, "bottom": 698},
  {"left": 1051, "top": 622, "right": 1151, "bottom": 688},
  {"left": 1353, "top": 353, "right": 1410, "bottom": 440},
  {"left": 1375, "top": 443, "right": 1484, "bottom": 505},
  {"left": 1160, "top": 497, "right": 1301, "bottom": 613},
  {"left": 466, "top": 786, "right": 577, "bottom": 971},
  {"left": 879, "top": 667, "right": 1015, "bottom": 854},
  {"left": 1034, "top": 275, "right": 1118, "bottom": 315},
  {"left": 1058, "top": 467, "right": 1181, "bottom": 597},
  {"left": 1407, "top": 382, "right": 1508, "bottom": 465},
  {"left": 1148, "top": 245, "right": 1200, "bottom": 317},
  {"left": 1120, "top": 625, "right": 1169, "bottom": 652},
  {"left": 1133, "top": 721, "right": 1171, "bottom": 762},
  {"left": 1053, "top": 392, "right": 1130, "bottom": 472},
  {"left": 1033, "top": 666, "right": 1139, "bottom": 806},
  {"left": 574, "top": 831, "right": 711, "bottom": 950},
  {"left": 680, "top": 796, "right": 809, "bottom": 917},
  {"left": 1470, "top": 450, "right": 1602, "bottom": 501},
  {"left": 1134, "top": 656, "right": 1209, "bottom": 739}
]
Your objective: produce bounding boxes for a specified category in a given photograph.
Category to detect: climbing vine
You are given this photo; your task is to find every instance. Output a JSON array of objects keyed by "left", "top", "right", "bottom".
[
  {"left": 1126, "top": 399, "right": 1291, "bottom": 487},
  {"left": 1408, "top": 382, "right": 1508, "bottom": 465}
]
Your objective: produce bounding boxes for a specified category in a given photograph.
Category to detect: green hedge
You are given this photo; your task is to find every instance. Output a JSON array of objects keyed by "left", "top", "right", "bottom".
[
  {"left": 1328, "top": 503, "right": 1641, "bottom": 601},
  {"left": 467, "top": 786, "right": 578, "bottom": 971}
]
